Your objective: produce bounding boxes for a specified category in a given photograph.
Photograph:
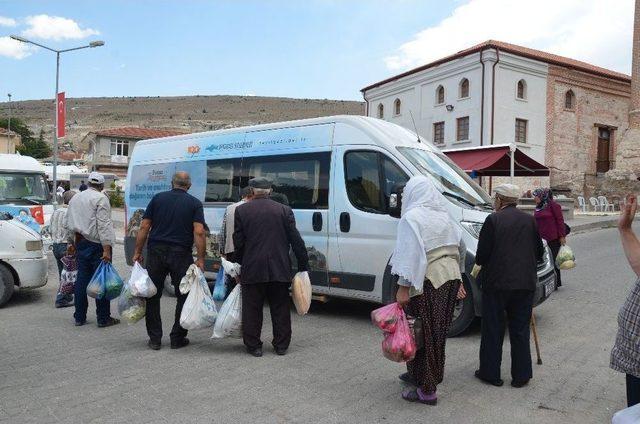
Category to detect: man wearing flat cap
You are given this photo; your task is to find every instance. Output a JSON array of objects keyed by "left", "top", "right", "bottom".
[
  {"left": 233, "top": 177, "right": 309, "bottom": 357},
  {"left": 474, "top": 183, "right": 544, "bottom": 388}
]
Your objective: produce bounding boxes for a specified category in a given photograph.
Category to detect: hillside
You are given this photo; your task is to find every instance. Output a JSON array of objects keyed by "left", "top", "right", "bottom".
[{"left": 0, "top": 95, "right": 365, "bottom": 151}]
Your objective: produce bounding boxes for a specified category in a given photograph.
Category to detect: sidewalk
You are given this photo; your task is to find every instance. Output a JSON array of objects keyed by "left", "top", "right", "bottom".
[{"left": 567, "top": 212, "right": 619, "bottom": 233}]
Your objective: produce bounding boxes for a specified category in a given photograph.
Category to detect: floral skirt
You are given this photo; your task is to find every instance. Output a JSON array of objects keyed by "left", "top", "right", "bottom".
[{"left": 406, "top": 279, "right": 460, "bottom": 392}]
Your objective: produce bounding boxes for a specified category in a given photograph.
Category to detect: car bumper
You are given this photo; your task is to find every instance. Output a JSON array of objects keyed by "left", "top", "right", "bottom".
[
  {"left": 534, "top": 270, "right": 556, "bottom": 307},
  {"left": 7, "top": 256, "right": 48, "bottom": 288}
]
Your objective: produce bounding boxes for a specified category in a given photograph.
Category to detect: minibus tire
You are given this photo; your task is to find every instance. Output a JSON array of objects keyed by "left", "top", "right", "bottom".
[
  {"left": 0, "top": 264, "right": 15, "bottom": 307},
  {"left": 447, "top": 282, "right": 474, "bottom": 337}
]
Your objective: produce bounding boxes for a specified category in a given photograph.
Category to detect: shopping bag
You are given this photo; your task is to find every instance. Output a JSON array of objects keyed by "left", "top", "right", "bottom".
[
  {"left": 212, "top": 267, "right": 227, "bottom": 301},
  {"left": 103, "top": 262, "right": 124, "bottom": 300},
  {"left": 555, "top": 245, "right": 576, "bottom": 270},
  {"left": 371, "top": 302, "right": 403, "bottom": 333},
  {"left": 87, "top": 261, "right": 106, "bottom": 299},
  {"left": 59, "top": 255, "right": 77, "bottom": 295},
  {"left": 212, "top": 285, "right": 242, "bottom": 339},
  {"left": 291, "top": 271, "right": 312, "bottom": 315},
  {"left": 220, "top": 257, "right": 241, "bottom": 278},
  {"left": 381, "top": 310, "right": 417, "bottom": 363},
  {"left": 179, "top": 264, "right": 218, "bottom": 330},
  {"left": 128, "top": 262, "right": 157, "bottom": 298},
  {"left": 118, "top": 281, "right": 146, "bottom": 324}
]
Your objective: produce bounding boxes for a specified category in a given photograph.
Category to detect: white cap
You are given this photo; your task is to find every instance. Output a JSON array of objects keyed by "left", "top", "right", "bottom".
[
  {"left": 88, "top": 172, "right": 105, "bottom": 185},
  {"left": 494, "top": 183, "right": 521, "bottom": 200}
]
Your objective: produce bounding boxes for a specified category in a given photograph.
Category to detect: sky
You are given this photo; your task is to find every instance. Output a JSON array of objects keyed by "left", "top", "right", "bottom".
[{"left": 0, "top": 0, "right": 635, "bottom": 102}]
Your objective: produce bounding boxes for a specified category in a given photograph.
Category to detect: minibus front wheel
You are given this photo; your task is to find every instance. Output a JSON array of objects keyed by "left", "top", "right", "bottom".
[{"left": 447, "top": 277, "right": 475, "bottom": 337}]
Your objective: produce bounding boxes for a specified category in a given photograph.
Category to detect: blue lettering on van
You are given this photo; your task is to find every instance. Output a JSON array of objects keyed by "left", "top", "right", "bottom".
[{"left": 205, "top": 141, "right": 254, "bottom": 152}]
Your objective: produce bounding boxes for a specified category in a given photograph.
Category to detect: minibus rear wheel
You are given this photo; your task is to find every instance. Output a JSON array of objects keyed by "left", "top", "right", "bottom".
[
  {"left": 0, "top": 264, "right": 15, "bottom": 307},
  {"left": 447, "top": 280, "right": 475, "bottom": 337}
]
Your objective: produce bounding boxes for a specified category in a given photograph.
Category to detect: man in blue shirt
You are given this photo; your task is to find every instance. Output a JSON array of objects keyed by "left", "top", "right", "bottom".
[{"left": 133, "top": 171, "right": 206, "bottom": 350}]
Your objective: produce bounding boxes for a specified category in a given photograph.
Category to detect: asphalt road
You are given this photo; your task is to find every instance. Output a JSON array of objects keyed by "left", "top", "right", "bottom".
[{"left": 0, "top": 225, "right": 636, "bottom": 423}]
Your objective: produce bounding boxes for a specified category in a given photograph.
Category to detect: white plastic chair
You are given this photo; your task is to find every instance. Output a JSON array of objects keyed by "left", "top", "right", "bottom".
[
  {"left": 598, "top": 196, "right": 615, "bottom": 212},
  {"left": 589, "top": 197, "right": 601, "bottom": 212},
  {"left": 577, "top": 196, "right": 587, "bottom": 213}
]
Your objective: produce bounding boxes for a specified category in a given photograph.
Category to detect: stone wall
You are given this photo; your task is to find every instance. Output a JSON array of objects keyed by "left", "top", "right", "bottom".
[{"left": 545, "top": 65, "right": 631, "bottom": 197}]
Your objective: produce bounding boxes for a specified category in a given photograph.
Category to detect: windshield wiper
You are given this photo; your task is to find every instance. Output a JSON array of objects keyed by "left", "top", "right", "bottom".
[
  {"left": 442, "top": 191, "right": 478, "bottom": 208},
  {"left": 4, "top": 197, "right": 42, "bottom": 205}
]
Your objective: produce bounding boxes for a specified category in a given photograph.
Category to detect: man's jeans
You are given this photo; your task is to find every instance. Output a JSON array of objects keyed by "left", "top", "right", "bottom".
[
  {"left": 52, "top": 242, "right": 73, "bottom": 305},
  {"left": 74, "top": 239, "right": 111, "bottom": 325}
]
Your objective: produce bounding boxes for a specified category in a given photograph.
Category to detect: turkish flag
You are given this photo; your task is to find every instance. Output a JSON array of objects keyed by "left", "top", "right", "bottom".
[{"left": 57, "top": 92, "right": 66, "bottom": 138}]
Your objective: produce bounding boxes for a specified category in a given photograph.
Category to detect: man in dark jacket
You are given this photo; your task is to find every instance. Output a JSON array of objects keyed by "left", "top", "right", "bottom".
[
  {"left": 474, "top": 184, "right": 544, "bottom": 388},
  {"left": 233, "top": 177, "right": 309, "bottom": 357}
]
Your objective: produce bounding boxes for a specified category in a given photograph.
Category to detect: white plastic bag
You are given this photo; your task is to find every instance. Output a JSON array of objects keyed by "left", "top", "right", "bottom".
[
  {"left": 220, "top": 257, "right": 241, "bottom": 278},
  {"left": 212, "top": 285, "right": 242, "bottom": 339},
  {"left": 555, "top": 245, "right": 576, "bottom": 270},
  {"left": 179, "top": 264, "right": 218, "bottom": 330},
  {"left": 291, "top": 271, "right": 312, "bottom": 315},
  {"left": 129, "top": 262, "right": 157, "bottom": 298}
]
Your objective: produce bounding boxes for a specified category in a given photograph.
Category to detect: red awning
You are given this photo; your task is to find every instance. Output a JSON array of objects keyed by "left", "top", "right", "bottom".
[{"left": 443, "top": 145, "right": 549, "bottom": 177}]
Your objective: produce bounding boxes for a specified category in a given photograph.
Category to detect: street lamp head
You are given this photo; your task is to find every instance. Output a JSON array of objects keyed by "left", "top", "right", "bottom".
[
  {"left": 10, "top": 35, "right": 28, "bottom": 43},
  {"left": 89, "top": 41, "right": 105, "bottom": 48}
]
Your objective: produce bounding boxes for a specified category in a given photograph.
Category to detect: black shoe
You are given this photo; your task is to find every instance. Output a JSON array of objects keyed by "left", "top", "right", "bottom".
[
  {"left": 170, "top": 338, "right": 190, "bottom": 350},
  {"left": 148, "top": 340, "right": 161, "bottom": 351},
  {"left": 74, "top": 320, "right": 86, "bottom": 327},
  {"left": 399, "top": 372, "right": 417, "bottom": 386},
  {"left": 97, "top": 318, "right": 120, "bottom": 328},
  {"left": 511, "top": 379, "right": 530, "bottom": 388},
  {"left": 274, "top": 348, "right": 287, "bottom": 356},
  {"left": 247, "top": 347, "right": 263, "bottom": 357},
  {"left": 475, "top": 370, "right": 504, "bottom": 387},
  {"left": 55, "top": 302, "right": 74, "bottom": 308}
]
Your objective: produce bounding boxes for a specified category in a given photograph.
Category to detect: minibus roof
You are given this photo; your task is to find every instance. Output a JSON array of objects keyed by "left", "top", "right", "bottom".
[
  {"left": 133, "top": 115, "right": 437, "bottom": 152},
  {"left": 0, "top": 154, "right": 45, "bottom": 174}
]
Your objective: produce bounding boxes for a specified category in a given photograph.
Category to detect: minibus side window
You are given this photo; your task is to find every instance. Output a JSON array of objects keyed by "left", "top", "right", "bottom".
[
  {"left": 241, "top": 152, "right": 330, "bottom": 209},
  {"left": 344, "top": 151, "right": 408, "bottom": 214},
  {"left": 205, "top": 159, "right": 241, "bottom": 202}
]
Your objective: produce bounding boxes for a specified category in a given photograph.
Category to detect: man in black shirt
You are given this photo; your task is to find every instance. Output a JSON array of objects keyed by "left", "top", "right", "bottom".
[
  {"left": 234, "top": 177, "right": 309, "bottom": 357},
  {"left": 133, "top": 171, "right": 206, "bottom": 350},
  {"left": 474, "top": 184, "right": 544, "bottom": 388}
]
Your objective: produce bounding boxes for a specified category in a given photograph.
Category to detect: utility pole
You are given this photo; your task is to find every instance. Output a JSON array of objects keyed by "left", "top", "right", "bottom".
[{"left": 7, "top": 93, "right": 11, "bottom": 153}]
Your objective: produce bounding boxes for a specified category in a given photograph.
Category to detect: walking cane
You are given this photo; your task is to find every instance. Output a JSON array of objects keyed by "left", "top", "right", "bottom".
[{"left": 530, "top": 312, "right": 543, "bottom": 365}]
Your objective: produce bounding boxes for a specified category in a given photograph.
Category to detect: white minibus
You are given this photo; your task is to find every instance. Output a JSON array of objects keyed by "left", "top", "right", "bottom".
[{"left": 124, "top": 116, "right": 556, "bottom": 335}]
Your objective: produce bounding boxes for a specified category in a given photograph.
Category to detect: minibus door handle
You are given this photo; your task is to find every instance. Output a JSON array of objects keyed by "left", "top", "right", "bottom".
[
  {"left": 312, "top": 212, "right": 323, "bottom": 232},
  {"left": 339, "top": 212, "right": 351, "bottom": 233}
]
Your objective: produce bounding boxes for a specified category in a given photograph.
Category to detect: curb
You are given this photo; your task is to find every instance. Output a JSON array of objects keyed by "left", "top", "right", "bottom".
[{"left": 569, "top": 218, "right": 618, "bottom": 234}]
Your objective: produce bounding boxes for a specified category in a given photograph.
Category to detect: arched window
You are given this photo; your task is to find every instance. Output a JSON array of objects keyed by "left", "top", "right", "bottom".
[
  {"left": 394, "top": 98, "right": 401, "bottom": 115},
  {"left": 377, "top": 103, "right": 384, "bottom": 119},
  {"left": 565, "top": 90, "right": 575, "bottom": 110},
  {"left": 436, "top": 85, "right": 445, "bottom": 105},
  {"left": 459, "top": 78, "right": 470, "bottom": 98},
  {"left": 517, "top": 79, "right": 527, "bottom": 99}
]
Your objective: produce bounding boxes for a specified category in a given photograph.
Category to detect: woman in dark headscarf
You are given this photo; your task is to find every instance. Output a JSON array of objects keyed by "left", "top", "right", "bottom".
[
  {"left": 390, "top": 175, "right": 467, "bottom": 405},
  {"left": 532, "top": 188, "right": 566, "bottom": 287}
]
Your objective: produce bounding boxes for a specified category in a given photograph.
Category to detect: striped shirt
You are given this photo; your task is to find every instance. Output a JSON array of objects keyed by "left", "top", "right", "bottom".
[
  {"left": 64, "top": 188, "right": 115, "bottom": 246},
  {"left": 611, "top": 279, "right": 640, "bottom": 377},
  {"left": 50, "top": 206, "right": 70, "bottom": 244}
]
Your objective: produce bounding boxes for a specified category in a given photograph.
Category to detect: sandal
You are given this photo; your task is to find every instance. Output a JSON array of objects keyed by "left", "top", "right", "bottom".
[{"left": 402, "top": 388, "right": 437, "bottom": 405}]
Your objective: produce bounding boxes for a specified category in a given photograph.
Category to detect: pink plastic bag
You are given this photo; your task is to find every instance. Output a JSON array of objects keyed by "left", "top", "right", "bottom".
[
  {"left": 371, "top": 302, "right": 403, "bottom": 333},
  {"left": 381, "top": 310, "right": 417, "bottom": 362}
]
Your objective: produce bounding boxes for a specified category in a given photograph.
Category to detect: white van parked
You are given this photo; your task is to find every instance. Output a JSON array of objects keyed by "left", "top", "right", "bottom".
[
  {"left": 0, "top": 212, "right": 48, "bottom": 306},
  {"left": 124, "top": 115, "right": 556, "bottom": 335}
]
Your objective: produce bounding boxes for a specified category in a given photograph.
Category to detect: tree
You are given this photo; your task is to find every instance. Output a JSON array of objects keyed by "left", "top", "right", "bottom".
[{"left": 0, "top": 118, "right": 51, "bottom": 158}]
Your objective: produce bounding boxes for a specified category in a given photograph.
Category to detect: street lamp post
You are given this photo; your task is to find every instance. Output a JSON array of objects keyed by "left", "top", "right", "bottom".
[
  {"left": 10, "top": 35, "right": 104, "bottom": 206},
  {"left": 6, "top": 93, "right": 11, "bottom": 154}
]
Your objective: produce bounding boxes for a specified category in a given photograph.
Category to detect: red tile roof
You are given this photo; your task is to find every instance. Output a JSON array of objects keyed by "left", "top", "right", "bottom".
[
  {"left": 94, "top": 127, "right": 185, "bottom": 139},
  {"left": 361, "top": 40, "right": 631, "bottom": 92}
]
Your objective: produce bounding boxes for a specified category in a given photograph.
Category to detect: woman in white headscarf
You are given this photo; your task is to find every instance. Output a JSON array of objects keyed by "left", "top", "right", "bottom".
[{"left": 390, "top": 175, "right": 467, "bottom": 405}]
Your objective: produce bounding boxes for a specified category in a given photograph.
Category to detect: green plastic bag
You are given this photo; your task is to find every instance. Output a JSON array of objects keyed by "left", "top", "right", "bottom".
[{"left": 87, "top": 261, "right": 124, "bottom": 300}]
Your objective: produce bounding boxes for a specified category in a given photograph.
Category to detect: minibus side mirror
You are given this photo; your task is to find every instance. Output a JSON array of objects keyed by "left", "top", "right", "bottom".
[{"left": 388, "top": 184, "right": 405, "bottom": 219}]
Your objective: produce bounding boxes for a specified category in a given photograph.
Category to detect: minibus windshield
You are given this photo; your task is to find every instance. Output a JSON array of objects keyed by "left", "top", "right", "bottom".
[
  {"left": 0, "top": 172, "right": 50, "bottom": 205},
  {"left": 398, "top": 147, "right": 492, "bottom": 207}
]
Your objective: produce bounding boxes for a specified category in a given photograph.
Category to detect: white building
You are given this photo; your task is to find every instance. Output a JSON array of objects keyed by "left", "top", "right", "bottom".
[{"left": 362, "top": 40, "right": 548, "bottom": 165}]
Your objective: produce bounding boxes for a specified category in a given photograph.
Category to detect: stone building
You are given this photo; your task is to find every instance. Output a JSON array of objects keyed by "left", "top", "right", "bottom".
[
  {"left": 0, "top": 128, "right": 21, "bottom": 154},
  {"left": 361, "top": 40, "right": 633, "bottom": 197}
]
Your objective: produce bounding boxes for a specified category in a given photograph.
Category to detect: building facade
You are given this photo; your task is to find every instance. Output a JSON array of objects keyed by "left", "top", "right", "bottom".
[
  {"left": 362, "top": 40, "right": 632, "bottom": 196},
  {"left": 0, "top": 128, "right": 21, "bottom": 154},
  {"left": 86, "top": 127, "right": 184, "bottom": 176}
]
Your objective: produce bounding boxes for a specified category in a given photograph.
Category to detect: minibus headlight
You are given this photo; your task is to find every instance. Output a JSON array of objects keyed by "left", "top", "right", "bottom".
[
  {"left": 25, "top": 240, "right": 43, "bottom": 251},
  {"left": 461, "top": 221, "right": 483, "bottom": 239}
]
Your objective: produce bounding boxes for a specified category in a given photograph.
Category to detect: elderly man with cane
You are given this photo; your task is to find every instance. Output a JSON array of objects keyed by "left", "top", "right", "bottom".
[{"left": 474, "top": 184, "right": 544, "bottom": 388}]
